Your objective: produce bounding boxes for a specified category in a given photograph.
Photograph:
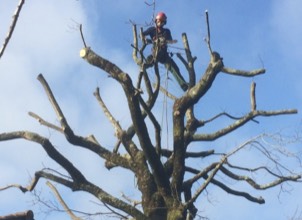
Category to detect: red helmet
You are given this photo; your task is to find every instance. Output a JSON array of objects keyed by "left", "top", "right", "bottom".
[{"left": 155, "top": 12, "right": 167, "bottom": 24}]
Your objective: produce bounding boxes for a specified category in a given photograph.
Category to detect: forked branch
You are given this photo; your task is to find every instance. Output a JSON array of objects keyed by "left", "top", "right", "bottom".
[{"left": 192, "top": 109, "right": 297, "bottom": 142}]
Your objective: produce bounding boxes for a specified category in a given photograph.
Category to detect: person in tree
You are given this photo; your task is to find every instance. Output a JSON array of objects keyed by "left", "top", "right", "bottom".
[{"left": 143, "top": 12, "right": 188, "bottom": 91}]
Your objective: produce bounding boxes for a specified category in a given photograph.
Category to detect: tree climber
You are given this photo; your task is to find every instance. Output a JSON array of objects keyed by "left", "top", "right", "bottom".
[{"left": 142, "top": 12, "right": 188, "bottom": 91}]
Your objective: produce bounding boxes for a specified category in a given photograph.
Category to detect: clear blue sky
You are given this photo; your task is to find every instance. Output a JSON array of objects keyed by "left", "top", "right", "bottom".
[{"left": 0, "top": 1, "right": 302, "bottom": 219}]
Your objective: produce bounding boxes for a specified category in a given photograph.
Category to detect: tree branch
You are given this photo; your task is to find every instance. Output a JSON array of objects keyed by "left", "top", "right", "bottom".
[
  {"left": 46, "top": 181, "right": 82, "bottom": 220},
  {"left": 37, "top": 74, "right": 131, "bottom": 169},
  {"left": 93, "top": 87, "right": 124, "bottom": 141},
  {"left": 80, "top": 47, "right": 132, "bottom": 86},
  {"left": 138, "top": 95, "right": 162, "bottom": 155},
  {"left": 192, "top": 109, "right": 297, "bottom": 142},
  {"left": 221, "top": 66, "right": 265, "bottom": 77},
  {"left": 0, "top": 0, "right": 25, "bottom": 59},
  {"left": 220, "top": 166, "right": 301, "bottom": 190},
  {"left": 210, "top": 177, "right": 265, "bottom": 204},
  {"left": 0, "top": 132, "right": 87, "bottom": 182},
  {"left": 204, "top": 10, "right": 213, "bottom": 55}
]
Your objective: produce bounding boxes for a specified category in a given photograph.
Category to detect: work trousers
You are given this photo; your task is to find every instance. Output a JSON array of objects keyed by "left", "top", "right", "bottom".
[{"left": 146, "top": 53, "right": 188, "bottom": 91}]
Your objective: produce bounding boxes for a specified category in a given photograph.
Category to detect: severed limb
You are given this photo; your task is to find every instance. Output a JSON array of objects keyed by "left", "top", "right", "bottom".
[
  {"left": 0, "top": 131, "right": 86, "bottom": 182},
  {"left": 93, "top": 86, "right": 125, "bottom": 155},
  {"left": 37, "top": 74, "right": 130, "bottom": 167},
  {"left": 251, "top": 81, "right": 256, "bottom": 111},
  {"left": 184, "top": 137, "right": 264, "bottom": 208},
  {"left": 161, "top": 148, "right": 214, "bottom": 159},
  {"left": 0, "top": 168, "right": 145, "bottom": 219},
  {"left": 121, "top": 192, "right": 141, "bottom": 207},
  {"left": 204, "top": 10, "right": 213, "bottom": 55},
  {"left": 0, "top": 169, "right": 74, "bottom": 194},
  {"left": 154, "top": 83, "right": 177, "bottom": 101},
  {"left": 93, "top": 87, "right": 124, "bottom": 140},
  {"left": 132, "top": 25, "right": 147, "bottom": 66},
  {"left": 138, "top": 95, "right": 162, "bottom": 155},
  {"left": 80, "top": 48, "right": 133, "bottom": 86},
  {"left": 220, "top": 166, "right": 301, "bottom": 190},
  {"left": 184, "top": 166, "right": 265, "bottom": 204},
  {"left": 94, "top": 87, "right": 140, "bottom": 161},
  {"left": 185, "top": 112, "right": 247, "bottom": 137},
  {"left": 114, "top": 69, "right": 161, "bottom": 155},
  {"left": 178, "top": 33, "right": 197, "bottom": 86},
  {"left": 37, "top": 74, "right": 71, "bottom": 134}
]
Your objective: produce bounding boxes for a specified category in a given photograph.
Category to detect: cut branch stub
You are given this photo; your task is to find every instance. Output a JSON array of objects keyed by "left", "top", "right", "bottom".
[
  {"left": 80, "top": 47, "right": 131, "bottom": 86},
  {"left": 251, "top": 81, "right": 256, "bottom": 111}
]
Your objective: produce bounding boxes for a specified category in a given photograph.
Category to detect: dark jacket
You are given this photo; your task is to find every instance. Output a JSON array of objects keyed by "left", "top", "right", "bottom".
[{"left": 143, "top": 26, "right": 172, "bottom": 63}]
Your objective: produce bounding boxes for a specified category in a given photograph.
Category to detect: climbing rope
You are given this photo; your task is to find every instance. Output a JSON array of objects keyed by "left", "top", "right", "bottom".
[{"left": 161, "top": 66, "right": 170, "bottom": 151}]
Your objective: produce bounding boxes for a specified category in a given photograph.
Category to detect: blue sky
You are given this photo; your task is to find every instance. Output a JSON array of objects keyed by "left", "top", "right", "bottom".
[{"left": 0, "top": 1, "right": 302, "bottom": 219}]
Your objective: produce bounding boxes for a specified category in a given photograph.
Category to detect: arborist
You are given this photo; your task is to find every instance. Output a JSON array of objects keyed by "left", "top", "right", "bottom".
[{"left": 142, "top": 12, "right": 188, "bottom": 91}]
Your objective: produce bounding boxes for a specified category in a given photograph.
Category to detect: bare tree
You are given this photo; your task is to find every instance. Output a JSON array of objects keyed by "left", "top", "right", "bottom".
[{"left": 0, "top": 11, "right": 301, "bottom": 220}]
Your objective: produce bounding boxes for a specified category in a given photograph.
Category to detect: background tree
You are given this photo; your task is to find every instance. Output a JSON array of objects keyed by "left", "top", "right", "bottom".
[{"left": 1, "top": 1, "right": 302, "bottom": 220}]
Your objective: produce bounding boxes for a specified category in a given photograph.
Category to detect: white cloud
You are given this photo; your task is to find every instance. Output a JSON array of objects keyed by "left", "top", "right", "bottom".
[{"left": 270, "top": 1, "right": 302, "bottom": 59}]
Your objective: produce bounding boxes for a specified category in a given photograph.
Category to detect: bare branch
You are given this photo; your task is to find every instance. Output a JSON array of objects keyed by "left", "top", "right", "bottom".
[
  {"left": 80, "top": 47, "right": 131, "bottom": 86},
  {"left": 226, "top": 162, "right": 290, "bottom": 179},
  {"left": 0, "top": 0, "right": 25, "bottom": 59},
  {"left": 79, "top": 24, "right": 87, "bottom": 48},
  {"left": 1, "top": 169, "right": 73, "bottom": 194},
  {"left": 220, "top": 166, "right": 301, "bottom": 190},
  {"left": 192, "top": 109, "right": 297, "bottom": 142},
  {"left": 155, "top": 84, "right": 177, "bottom": 100},
  {"left": 0, "top": 132, "right": 87, "bottom": 182},
  {"left": 28, "top": 111, "right": 63, "bottom": 133},
  {"left": 37, "top": 74, "right": 69, "bottom": 131},
  {"left": 204, "top": 10, "right": 212, "bottom": 55},
  {"left": 93, "top": 87, "right": 123, "bottom": 140},
  {"left": 251, "top": 81, "right": 257, "bottom": 111},
  {"left": 202, "top": 112, "right": 243, "bottom": 126},
  {"left": 46, "top": 181, "right": 82, "bottom": 220},
  {"left": 222, "top": 66, "right": 265, "bottom": 77}
]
